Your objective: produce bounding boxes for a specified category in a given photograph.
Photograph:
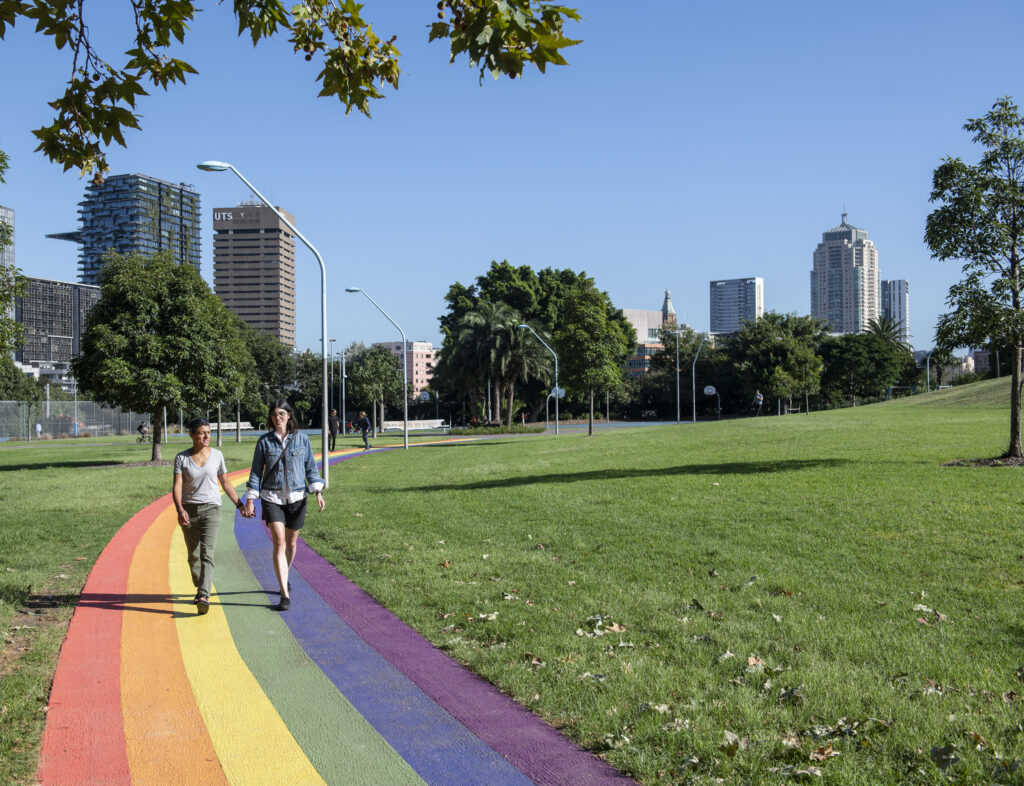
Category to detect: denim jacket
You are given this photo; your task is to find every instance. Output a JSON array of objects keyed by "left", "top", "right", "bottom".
[{"left": 246, "top": 431, "right": 322, "bottom": 496}]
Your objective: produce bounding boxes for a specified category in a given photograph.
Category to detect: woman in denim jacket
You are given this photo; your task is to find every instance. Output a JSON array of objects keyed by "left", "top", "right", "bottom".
[{"left": 243, "top": 399, "right": 324, "bottom": 611}]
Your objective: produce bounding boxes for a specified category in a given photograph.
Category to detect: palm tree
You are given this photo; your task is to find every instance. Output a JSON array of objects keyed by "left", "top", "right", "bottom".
[
  {"left": 865, "top": 316, "right": 909, "bottom": 349},
  {"left": 456, "top": 300, "right": 521, "bottom": 422},
  {"left": 493, "top": 322, "right": 553, "bottom": 426}
]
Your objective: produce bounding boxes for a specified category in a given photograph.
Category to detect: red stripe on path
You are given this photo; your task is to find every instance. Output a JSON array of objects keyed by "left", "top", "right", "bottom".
[{"left": 39, "top": 496, "right": 168, "bottom": 785}]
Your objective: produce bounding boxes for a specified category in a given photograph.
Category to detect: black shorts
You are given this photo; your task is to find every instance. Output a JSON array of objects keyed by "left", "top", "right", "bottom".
[{"left": 261, "top": 498, "right": 308, "bottom": 531}]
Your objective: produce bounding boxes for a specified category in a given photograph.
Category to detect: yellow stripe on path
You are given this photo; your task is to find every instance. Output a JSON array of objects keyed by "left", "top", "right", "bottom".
[{"left": 122, "top": 503, "right": 227, "bottom": 784}]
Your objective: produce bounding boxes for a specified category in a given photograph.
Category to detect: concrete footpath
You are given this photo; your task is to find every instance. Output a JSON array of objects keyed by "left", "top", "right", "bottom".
[{"left": 38, "top": 442, "right": 633, "bottom": 785}]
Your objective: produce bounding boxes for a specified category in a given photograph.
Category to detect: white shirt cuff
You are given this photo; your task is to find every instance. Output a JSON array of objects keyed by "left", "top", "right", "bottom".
[{"left": 308, "top": 482, "right": 324, "bottom": 493}]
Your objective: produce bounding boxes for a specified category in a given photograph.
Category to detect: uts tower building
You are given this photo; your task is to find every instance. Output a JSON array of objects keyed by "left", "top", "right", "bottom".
[
  {"left": 810, "top": 213, "right": 879, "bottom": 334},
  {"left": 212, "top": 202, "right": 297, "bottom": 346},
  {"left": 49, "top": 174, "right": 201, "bottom": 285}
]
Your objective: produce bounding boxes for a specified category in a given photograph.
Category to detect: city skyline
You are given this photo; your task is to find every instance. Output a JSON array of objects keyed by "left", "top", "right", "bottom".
[{"left": 1, "top": 2, "right": 1021, "bottom": 352}]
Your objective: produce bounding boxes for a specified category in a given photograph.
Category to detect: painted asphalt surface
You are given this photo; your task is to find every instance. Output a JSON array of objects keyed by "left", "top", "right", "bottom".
[{"left": 38, "top": 441, "right": 633, "bottom": 785}]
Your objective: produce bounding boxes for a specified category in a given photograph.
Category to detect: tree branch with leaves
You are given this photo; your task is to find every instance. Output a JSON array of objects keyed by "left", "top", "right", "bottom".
[{"left": 0, "top": 0, "right": 580, "bottom": 177}]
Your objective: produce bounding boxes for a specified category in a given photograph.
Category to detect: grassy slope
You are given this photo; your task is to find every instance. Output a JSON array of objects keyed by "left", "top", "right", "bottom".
[
  {"left": 307, "top": 379, "right": 1023, "bottom": 785},
  {"left": 1, "top": 385, "right": 1022, "bottom": 784}
]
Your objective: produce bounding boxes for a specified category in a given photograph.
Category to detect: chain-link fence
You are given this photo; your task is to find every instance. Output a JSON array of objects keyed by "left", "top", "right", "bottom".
[{"left": 0, "top": 401, "right": 190, "bottom": 441}]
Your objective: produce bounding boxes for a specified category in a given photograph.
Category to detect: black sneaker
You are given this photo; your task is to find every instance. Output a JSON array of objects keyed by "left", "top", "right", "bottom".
[
  {"left": 276, "top": 597, "right": 291, "bottom": 612},
  {"left": 196, "top": 591, "right": 210, "bottom": 615}
]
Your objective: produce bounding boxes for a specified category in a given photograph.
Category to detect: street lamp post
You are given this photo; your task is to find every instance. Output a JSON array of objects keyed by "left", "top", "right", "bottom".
[
  {"left": 671, "top": 330, "right": 685, "bottom": 425},
  {"left": 692, "top": 335, "right": 706, "bottom": 424},
  {"left": 345, "top": 288, "right": 408, "bottom": 449},
  {"left": 197, "top": 161, "right": 331, "bottom": 488},
  {"left": 341, "top": 349, "right": 347, "bottom": 438},
  {"left": 329, "top": 338, "right": 336, "bottom": 416},
  {"left": 518, "top": 324, "right": 558, "bottom": 436}
]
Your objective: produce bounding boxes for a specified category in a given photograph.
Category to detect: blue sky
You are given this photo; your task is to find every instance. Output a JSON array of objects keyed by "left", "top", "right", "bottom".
[{"left": 2, "top": 1, "right": 1022, "bottom": 353}]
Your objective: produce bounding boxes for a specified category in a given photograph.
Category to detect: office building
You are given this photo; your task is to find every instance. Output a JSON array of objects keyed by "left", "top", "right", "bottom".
[
  {"left": 810, "top": 213, "right": 879, "bottom": 334},
  {"left": 0, "top": 205, "right": 13, "bottom": 268},
  {"left": 623, "top": 290, "right": 677, "bottom": 377},
  {"left": 880, "top": 279, "right": 910, "bottom": 345},
  {"left": 48, "top": 174, "right": 201, "bottom": 285},
  {"left": 14, "top": 277, "right": 100, "bottom": 387},
  {"left": 373, "top": 341, "right": 437, "bottom": 397},
  {"left": 709, "top": 277, "right": 763, "bottom": 334},
  {"left": 212, "top": 202, "right": 297, "bottom": 346}
]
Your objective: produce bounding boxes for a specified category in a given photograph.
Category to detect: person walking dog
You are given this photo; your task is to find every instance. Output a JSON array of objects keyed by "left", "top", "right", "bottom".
[
  {"left": 244, "top": 399, "right": 325, "bottom": 612},
  {"left": 172, "top": 418, "right": 250, "bottom": 615}
]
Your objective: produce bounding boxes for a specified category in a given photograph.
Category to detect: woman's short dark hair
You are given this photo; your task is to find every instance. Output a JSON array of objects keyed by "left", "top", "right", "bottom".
[
  {"left": 268, "top": 398, "right": 299, "bottom": 434},
  {"left": 188, "top": 418, "right": 210, "bottom": 434}
]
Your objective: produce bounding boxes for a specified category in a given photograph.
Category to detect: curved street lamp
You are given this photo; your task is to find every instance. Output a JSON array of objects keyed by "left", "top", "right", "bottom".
[
  {"left": 692, "top": 335, "right": 706, "bottom": 424},
  {"left": 345, "top": 288, "right": 408, "bottom": 449},
  {"left": 518, "top": 324, "right": 558, "bottom": 436},
  {"left": 196, "top": 160, "right": 331, "bottom": 487}
]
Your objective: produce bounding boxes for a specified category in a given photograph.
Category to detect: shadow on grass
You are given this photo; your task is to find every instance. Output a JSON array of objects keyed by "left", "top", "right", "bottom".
[
  {"left": 0, "top": 459, "right": 129, "bottom": 471},
  {"left": 401, "top": 458, "right": 850, "bottom": 492}
]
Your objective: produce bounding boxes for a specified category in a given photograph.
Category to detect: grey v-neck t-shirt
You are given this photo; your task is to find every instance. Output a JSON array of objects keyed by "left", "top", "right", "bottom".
[{"left": 174, "top": 448, "right": 228, "bottom": 505}]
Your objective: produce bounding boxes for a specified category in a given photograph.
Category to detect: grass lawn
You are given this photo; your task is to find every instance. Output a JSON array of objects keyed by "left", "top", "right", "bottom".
[{"left": 3, "top": 383, "right": 1024, "bottom": 784}]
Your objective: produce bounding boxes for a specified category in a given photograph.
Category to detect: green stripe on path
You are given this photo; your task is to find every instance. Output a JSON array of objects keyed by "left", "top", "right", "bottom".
[{"left": 214, "top": 499, "right": 424, "bottom": 785}]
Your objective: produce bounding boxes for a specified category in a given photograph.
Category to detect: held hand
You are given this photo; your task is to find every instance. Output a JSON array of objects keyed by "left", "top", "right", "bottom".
[
  {"left": 244, "top": 500, "right": 255, "bottom": 518},
  {"left": 316, "top": 491, "right": 325, "bottom": 512},
  {"left": 177, "top": 510, "right": 190, "bottom": 528}
]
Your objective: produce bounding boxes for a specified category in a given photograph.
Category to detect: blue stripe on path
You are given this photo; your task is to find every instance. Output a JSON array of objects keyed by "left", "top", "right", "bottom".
[
  {"left": 236, "top": 511, "right": 532, "bottom": 786},
  {"left": 293, "top": 542, "right": 634, "bottom": 784}
]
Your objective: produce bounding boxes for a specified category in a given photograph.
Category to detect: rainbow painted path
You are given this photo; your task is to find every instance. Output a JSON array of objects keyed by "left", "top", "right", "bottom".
[{"left": 38, "top": 443, "right": 632, "bottom": 785}]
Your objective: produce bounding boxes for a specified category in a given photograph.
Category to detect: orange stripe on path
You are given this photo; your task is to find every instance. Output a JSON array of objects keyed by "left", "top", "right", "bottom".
[
  {"left": 39, "top": 497, "right": 168, "bottom": 784},
  {"left": 121, "top": 503, "right": 226, "bottom": 784}
]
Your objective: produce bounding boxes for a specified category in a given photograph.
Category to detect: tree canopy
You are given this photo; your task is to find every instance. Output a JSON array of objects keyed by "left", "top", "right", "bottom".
[
  {"left": 925, "top": 96, "right": 1024, "bottom": 456},
  {"left": 0, "top": 0, "right": 581, "bottom": 177},
  {"left": 347, "top": 344, "right": 403, "bottom": 433},
  {"left": 434, "top": 261, "right": 629, "bottom": 427},
  {"left": 71, "top": 251, "right": 251, "bottom": 459}
]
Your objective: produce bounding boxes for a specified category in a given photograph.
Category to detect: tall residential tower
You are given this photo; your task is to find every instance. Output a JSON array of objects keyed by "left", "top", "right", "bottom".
[
  {"left": 212, "top": 202, "right": 297, "bottom": 346},
  {"left": 0, "top": 205, "right": 13, "bottom": 269},
  {"left": 880, "top": 279, "right": 910, "bottom": 345},
  {"left": 48, "top": 174, "right": 201, "bottom": 285},
  {"left": 710, "top": 277, "right": 763, "bottom": 334},
  {"left": 810, "top": 213, "right": 879, "bottom": 334}
]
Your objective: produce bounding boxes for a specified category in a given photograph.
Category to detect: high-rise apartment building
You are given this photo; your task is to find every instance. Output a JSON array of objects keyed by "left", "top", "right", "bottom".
[
  {"left": 373, "top": 341, "right": 438, "bottom": 397},
  {"left": 710, "top": 277, "right": 763, "bottom": 334},
  {"left": 48, "top": 174, "right": 201, "bottom": 285},
  {"left": 810, "top": 213, "right": 879, "bottom": 334},
  {"left": 880, "top": 279, "right": 910, "bottom": 345},
  {"left": 212, "top": 202, "right": 297, "bottom": 346},
  {"left": 0, "top": 205, "right": 13, "bottom": 268},
  {"left": 14, "top": 277, "right": 100, "bottom": 365},
  {"left": 622, "top": 290, "right": 678, "bottom": 377}
]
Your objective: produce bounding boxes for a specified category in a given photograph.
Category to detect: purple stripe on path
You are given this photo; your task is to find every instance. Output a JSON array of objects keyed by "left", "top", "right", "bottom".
[
  {"left": 295, "top": 546, "right": 634, "bottom": 785},
  {"left": 236, "top": 512, "right": 532, "bottom": 786}
]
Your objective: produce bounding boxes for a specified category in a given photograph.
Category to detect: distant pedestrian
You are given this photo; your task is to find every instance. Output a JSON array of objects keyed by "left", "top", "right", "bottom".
[
  {"left": 358, "top": 410, "right": 371, "bottom": 450},
  {"left": 35, "top": 422, "right": 42, "bottom": 439},
  {"left": 172, "top": 418, "right": 250, "bottom": 615},
  {"left": 753, "top": 390, "right": 764, "bottom": 416},
  {"left": 328, "top": 408, "right": 340, "bottom": 452},
  {"left": 243, "top": 399, "right": 325, "bottom": 612}
]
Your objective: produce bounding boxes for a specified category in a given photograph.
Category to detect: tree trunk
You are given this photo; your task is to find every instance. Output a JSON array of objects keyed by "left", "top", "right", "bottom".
[
  {"left": 1009, "top": 342, "right": 1023, "bottom": 457},
  {"left": 507, "top": 380, "right": 515, "bottom": 427},
  {"left": 372, "top": 400, "right": 378, "bottom": 438},
  {"left": 151, "top": 405, "right": 163, "bottom": 462},
  {"left": 493, "top": 380, "right": 502, "bottom": 424},
  {"left": 588, "top": 388, "right": 594, "bottom": 436}
]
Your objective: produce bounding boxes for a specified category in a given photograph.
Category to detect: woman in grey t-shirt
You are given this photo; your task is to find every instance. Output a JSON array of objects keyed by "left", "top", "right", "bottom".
[{"left": 172, "top": 418, "right": 251, "bottom": 614}]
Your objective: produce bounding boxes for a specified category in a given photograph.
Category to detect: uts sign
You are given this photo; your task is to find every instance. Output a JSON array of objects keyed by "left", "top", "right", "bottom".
[{"left": 213, "top": 212, "right": 233, "bottom": 221}]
